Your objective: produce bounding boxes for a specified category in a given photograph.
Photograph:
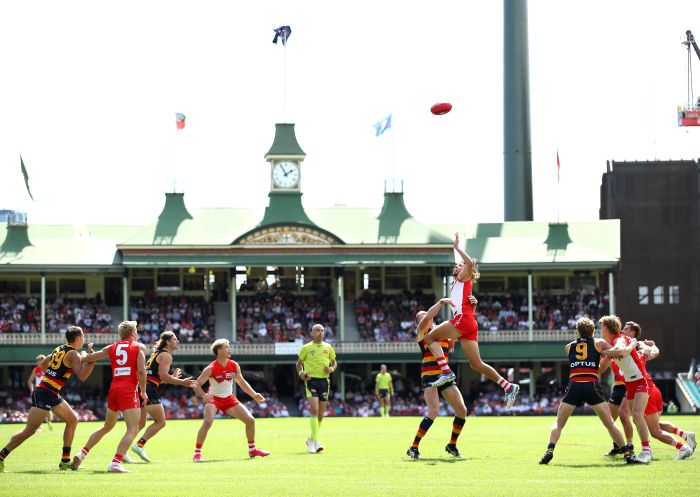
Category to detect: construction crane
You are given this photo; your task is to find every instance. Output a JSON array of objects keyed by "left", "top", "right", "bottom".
[{"left": 678, "top": 30, "right": 700, "bottom": 126}]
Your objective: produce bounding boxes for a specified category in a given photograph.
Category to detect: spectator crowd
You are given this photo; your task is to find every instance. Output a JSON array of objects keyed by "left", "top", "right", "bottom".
[
  {"left": 129, "top": 295, "right": 215, "bottom": 344},
  {"left": 236, "top": 290, "right": 336, "bottom": 343},
  {"left": 0, "top": 296, "right": 112, "bottom": 334}
]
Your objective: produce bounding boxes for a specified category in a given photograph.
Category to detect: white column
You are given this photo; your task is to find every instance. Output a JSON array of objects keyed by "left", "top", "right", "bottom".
[
  {"left": 608, "top": 271, "right": 615, "bottom": 315},
  {"left": 122, "top": 272, "right": 129, "bottom": 322},
  {"left": 337, "top": 274, "right": 345, "bottom": 341},
  {"left": 40, "top": 273, "right": 46, "bottom": 343},
  {"left": 527, "top": 270, "right": 533, "bottom": 341},
  {"left": 339, "top": 371, "right": 345, "bottom": 400},
  {"left": 230, "top": 271, "right": 237, "bottom": 343}
]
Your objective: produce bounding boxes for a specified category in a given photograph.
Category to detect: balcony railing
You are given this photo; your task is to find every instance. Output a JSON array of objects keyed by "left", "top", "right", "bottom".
[{"left": 0, "top": 329, "right": 578, "bottom": 354}]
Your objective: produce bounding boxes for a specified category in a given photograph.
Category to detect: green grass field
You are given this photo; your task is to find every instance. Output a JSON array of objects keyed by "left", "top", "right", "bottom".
[{"left": 0, "top": 415, "right": 697, "bottom": 497}]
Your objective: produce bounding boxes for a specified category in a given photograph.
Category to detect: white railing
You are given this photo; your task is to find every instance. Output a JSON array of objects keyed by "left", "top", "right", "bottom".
[{"left": 0, "top": 329, "right": 578, "bottom": 352}]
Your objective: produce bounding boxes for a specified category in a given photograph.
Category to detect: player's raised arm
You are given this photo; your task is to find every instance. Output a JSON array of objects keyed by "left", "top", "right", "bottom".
[
  {"left": 158, "top": 353, "right": 197, "bottom": 388},
  {"left": 453, "top": 233, "right": 474, "bottom": 281},
  {"left": 416, "top": 297, "right": 452, "bottom": 341},
  {"left": 66, "top": 348, "right": 94, "bottom": 382},
  {"left": 233, "top": 362, "right": 265, "bottom": 403},
  {"left": 637, "top": 341, "right": 660, "bottom": 361},
  {"left": 82, "top": 344, "right": 111, "bottom": 364},
  {"left": 600, "top": 337, "right": 636, "bottom": 358}
]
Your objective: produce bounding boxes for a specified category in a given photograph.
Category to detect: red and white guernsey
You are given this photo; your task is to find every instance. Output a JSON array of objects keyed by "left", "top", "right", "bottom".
[
  {"left": 109, "top": 338, "right": 141, "bottom": 388},
  {"left": 450, "top": 277, "right": 475, "bottom": 317},
  {"left": 611, "top": 334, "right": 651, "bottom": 383},
  {"left": 208, "top": 359, "right": 238, "bottom": 398},
  {"left": 33, "top": 366, "right": 45, "bottom": 386}
]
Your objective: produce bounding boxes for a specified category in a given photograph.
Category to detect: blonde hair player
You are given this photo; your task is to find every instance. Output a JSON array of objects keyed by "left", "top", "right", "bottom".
[{"left": 422, "top": 232, "right": 520, "bottom": 408}]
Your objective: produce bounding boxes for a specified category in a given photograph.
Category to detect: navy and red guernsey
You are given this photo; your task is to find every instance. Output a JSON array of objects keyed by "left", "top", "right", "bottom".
[{"left": 567, "top": 337, "right": 601, "bottom": 383}]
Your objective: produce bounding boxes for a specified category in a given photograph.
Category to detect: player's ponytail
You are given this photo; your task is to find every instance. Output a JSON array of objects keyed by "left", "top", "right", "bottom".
[{"left": 154, "top": 330, "right": 176, "bottom": 351}]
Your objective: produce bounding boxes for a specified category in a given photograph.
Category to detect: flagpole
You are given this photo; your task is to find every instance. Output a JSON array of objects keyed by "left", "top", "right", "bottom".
[
  {"left": 556, "top": 149, "right": 560, "bottom": 224},
  {"left": 283, "top": 41, "right": 288, "bottom": 122},
  {"left": 173, "top": 124, "right": 177, "bottom": 193},
  {"left": 391, "top": 121, "right": 396, "bottom": 191}
]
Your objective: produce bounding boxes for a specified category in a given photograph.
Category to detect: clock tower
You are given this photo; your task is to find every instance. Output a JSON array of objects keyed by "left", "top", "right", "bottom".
[
  {"left": 265, "top": 123, "right": 305, "bottom": 193},
  {"left": 234, "top": 123, "right": 342, "bottom": 244}
]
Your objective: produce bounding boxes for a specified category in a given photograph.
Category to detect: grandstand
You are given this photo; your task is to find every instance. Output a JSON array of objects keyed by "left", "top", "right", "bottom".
[{"left": 0, "top": 123, "right": 692, "bottom": 417}]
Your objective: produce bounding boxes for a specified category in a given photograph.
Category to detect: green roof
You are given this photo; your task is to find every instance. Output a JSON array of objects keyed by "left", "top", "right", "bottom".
[{"left": 0, "top": 195, "right": 620, "bottom": 270}]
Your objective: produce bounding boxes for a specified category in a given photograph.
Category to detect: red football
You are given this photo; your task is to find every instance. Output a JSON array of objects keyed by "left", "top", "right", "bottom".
[{"left": 430, "top": 102, "right": 452, "bottom": 115}]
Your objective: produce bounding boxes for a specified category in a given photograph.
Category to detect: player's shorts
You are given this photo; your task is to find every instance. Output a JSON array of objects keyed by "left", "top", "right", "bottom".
[
  {"left": 211, "top": 394, "right": 240, "bottom": 413},
  {"left": 625, "top": 378, "right": 651, "bottom": 400},
  {"left": 449, "top": 313, "right": 478, "bottom": 341},
  {"left": 378, "top": 389, "right": 390, "bottom": 398},
  {"left": 644, "top": 383, "right": 663, "bottom": 416},
  {"left": 305, "top": 377, "right": 330, "bottom": 402},
  {"left": 561, "top": 381, "right": 607, "bottom": 407},
  {"left": 608, "top": 384, "right": 627, "bottom": 406},
  {"left": 32, "top": 387, "right": 64, "bottom": 411},
  {"left": 108, "top": 385, "right": 141, "bottom": 412},
  {"left": 146, "top": 383, "right": 161, "bottom": 406},
  {"left": 421, "top": 375, "right": 456, "bottom": 393}
]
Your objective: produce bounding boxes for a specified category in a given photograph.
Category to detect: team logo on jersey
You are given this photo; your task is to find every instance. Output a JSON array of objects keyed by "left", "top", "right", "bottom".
[{"left": 323, "top": 349, "right": 329, "bottom": 354}]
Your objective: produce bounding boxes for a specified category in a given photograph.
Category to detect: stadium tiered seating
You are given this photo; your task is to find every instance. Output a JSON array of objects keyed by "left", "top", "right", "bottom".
[
  {"left": 0, "top": 296, "right": 112, "bottom": 334},
  {"left": 236, "top": 290, "right": 336, "bottom": 343},
  {"left": 475, "top": 290, "right": 609, "bottom": 331},
  {"left": 354, "top": 290, "right": 436, "bottom": 342},
  {"left": 129, "top": 295, "right": 214, "bottom": 343}
]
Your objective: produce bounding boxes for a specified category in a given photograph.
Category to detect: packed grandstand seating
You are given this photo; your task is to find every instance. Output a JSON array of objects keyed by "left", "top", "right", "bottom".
[
  {"left": 236, "top": 290, "right": 337, "bottom": 343},
  {"left": 474, "top": 290, "right": 609, "bottom": 332},
  {"left": 1, "top": 289, "right": 608, "bottom": 343},
  {"left": 353, "top": 289, "right": 610, "bottom": 342},
  {"left": 129, "top": 295, "right": 215, "bottom": 344},
  {"left": 0, "top": 296, "right": 112, "bottom": 334},
  {"left": 354, "top": 290, "right": 436, "bottom": 342}
]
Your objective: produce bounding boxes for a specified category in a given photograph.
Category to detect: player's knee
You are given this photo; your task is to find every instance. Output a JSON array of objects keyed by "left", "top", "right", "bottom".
[
  {"left": 65, "top": 414, "right": 78, "bottom": 428},
  {"left": 469, "top": 361, "right": 484, "bottom": 372},
  {"left": 455, "top": 406, "right": 468, "bottom": 418},
  {"left": 158, "top": 419, "right": 166, "bottom": 428},
  {"left": 427, "top": 408, "right": 439, "bottom": 419}
]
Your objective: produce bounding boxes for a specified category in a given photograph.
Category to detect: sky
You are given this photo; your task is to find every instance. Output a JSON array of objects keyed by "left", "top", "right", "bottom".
[{"left": 1, "top": 0, "right": 699, "bottom": 228}]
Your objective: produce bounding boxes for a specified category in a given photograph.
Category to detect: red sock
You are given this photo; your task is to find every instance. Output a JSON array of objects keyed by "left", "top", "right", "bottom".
[
  {"left": 673, "top": 427, "right": 685, "bottom": 438},
  {"left": 675, "top": 441, "right": 684, "bottom": 450},
  {"left": 497, "top": 378, "right": 510, "bottom": 391},
  {"left": 195, "top": 443, "right": 202, "bottom": 454},
  {"left": 436, "top": 358, "right": 451, "bottom": 374},
  {"left": 641, "top": 440, "right": 651, "bottom": 452},
  {"left": 248, "top": 441, "right": 255, "bottom": 451},
  {"left": 111, "top": 454, "right": 123, "bottom": 464}
]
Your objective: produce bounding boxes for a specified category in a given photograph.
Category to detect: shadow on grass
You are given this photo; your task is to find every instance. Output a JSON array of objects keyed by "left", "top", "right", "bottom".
[{"left": 404, "top": 458, "right": 468, "bottom": 464}]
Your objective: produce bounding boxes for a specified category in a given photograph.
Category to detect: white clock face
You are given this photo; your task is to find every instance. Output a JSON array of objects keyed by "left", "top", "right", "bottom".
[{"left": 272, "top": 161, "right": 300, "bottom": 188}]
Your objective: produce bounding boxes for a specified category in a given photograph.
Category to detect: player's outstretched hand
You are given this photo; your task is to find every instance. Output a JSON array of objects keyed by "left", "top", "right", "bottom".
[
  {"left": 87, "top": 343, "right": 94, "bottom": 353},
  {"left": 253, "top": 393, "right": 265, "bottom": 403},
  {"left": 440, "top": 297, "right": 452, "bottom": 305},
  {"left": 203, "top": 393, "right": 214, "bottom": 404},
  {"left": 173, "top": 368, "right": 183, "bottom": 379},
  {"left": 453, "top": 232, "right": 460, "bottom": 248},
  {"left": 299, "top": 372, "right": 311, "bottom": 381},
  {"left": 182, "top": 377, "right": 197, "bottom": 388}
]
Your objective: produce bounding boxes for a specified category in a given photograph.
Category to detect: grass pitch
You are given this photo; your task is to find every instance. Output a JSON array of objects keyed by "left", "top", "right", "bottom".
[{"left": 0, "top": 415, "right": 697, "bottom": 497}]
